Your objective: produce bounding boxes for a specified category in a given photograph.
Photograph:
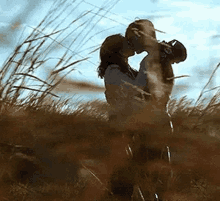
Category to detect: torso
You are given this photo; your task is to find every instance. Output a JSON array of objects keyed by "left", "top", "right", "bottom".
[
  {"left": 103, "top": 57, "right": 174, "bottom": 119},
  {"left": 139, "top": 55, "right": 174, "bottom": 108}
]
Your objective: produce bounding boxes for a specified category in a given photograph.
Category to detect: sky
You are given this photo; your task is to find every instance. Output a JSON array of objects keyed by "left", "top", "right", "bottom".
[{"left": 0, "top": 0, "right": 220, "bottom": 104}]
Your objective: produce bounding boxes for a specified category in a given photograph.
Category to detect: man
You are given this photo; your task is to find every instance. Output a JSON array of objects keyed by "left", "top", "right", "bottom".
[{"left": 107, "top": 19, "right": 187, "bottom": 200}]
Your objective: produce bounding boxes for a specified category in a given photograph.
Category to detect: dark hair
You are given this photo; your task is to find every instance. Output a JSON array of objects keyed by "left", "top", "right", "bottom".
[
  {"left": 160, "top": 39, "right": 187, "bottom": 64},
  {"left": 159, "top": 39, "right": 187, "bottom": 84},
  {"left": 97, "top": 34, "right": 137, "bottom": 79}
]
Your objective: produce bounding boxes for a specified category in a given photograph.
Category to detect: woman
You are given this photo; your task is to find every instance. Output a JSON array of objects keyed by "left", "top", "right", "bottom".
[{"left": 97, "top": 33, "right": 146, "bottom": 122}]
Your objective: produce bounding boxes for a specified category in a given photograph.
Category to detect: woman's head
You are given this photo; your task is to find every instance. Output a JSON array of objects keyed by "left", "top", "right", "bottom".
[
  {"left": 168, "top": 40, "right": 187, "bottom": 63},
  {"left": 125, "top": 19, "right": 157, "bottom": 54},
  {"left": 160, "top": 40, "right": 187, "bottom": 64},
  {"left": 97, "top": 34, "right": 135, "bottom": 79},
  {"left": 100, "top": 34, "right": 135, "bottom": 58}
]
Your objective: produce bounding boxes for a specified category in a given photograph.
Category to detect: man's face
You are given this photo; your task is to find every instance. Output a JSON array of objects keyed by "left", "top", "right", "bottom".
[{"left": 126, "top": 29, "right": 145, "bottom": 54}]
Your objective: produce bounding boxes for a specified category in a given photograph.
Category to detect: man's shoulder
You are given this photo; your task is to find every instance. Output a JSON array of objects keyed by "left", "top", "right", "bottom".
[{"left": 140, "top": 55, "right": 160, "bottom": 67}]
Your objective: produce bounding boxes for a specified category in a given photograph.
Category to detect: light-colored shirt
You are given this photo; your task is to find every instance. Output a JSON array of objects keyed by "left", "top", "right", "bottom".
[{"left": 104, "top": 57, "right": 151, "bottom": 120}]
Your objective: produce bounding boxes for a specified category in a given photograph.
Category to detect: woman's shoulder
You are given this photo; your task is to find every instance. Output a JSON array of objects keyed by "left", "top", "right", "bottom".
[
  {"left": 104, "top": 64, "right": 133, "bottom": 85},
  {"left": 104, "top": 64, "right": 123, "bottom": 76},
  {"left": 105, "top": 64, "right": 120, "bottom": 71},
  {"left": 104, "top": 64, "right": 121, "bottom": 84}
]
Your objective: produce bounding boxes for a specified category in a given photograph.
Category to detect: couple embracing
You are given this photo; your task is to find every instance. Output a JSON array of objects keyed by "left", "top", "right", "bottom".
[
  {"left": 97, "top": 19, "right": 187, "bottom": 200},
  {"left": 98, "top": 19, "right": 187, "bottom": 128}
]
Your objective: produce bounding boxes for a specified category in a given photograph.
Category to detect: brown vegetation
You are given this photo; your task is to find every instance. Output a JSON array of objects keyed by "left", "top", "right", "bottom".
[
  {"left": 0, "top": 92, "right": 220, "bottom": 201},
  {"left": 0, "top": 1, "right": 220, "bottom": 200}
]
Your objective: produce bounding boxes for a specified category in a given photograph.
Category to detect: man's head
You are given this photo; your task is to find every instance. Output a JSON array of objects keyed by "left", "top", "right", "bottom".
[{"left": 125, "top": 19, "right": 157, "bottom": 54}]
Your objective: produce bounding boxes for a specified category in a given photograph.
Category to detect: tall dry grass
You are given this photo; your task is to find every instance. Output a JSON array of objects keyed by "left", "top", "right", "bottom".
[
  {"left": 1, "top": 89, "right": 220, "bottom": 201},
  {"left": 0, "top": 0, "right": 220, "bottom": 200}
]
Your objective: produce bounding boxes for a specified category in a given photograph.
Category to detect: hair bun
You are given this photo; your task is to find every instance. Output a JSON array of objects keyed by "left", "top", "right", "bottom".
[{"left": 168, "top": 40, "right": 187, "bottom": 63}]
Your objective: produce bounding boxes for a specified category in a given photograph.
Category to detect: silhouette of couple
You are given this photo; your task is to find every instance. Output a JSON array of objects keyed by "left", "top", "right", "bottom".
[
  {"left": 97, "top": 19, "right": 187, "bottom": 200},
  {"left": 98, "top": 19, "right": 187, "bottom": 126}
]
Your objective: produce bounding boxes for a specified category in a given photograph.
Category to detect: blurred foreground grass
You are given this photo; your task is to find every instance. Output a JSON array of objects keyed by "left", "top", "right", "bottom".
[{"left": 0, "top": 95, "right": 220, "bottom": 201}]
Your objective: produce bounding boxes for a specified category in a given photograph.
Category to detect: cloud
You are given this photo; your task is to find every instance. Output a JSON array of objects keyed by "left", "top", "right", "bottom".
[
  {"left": 155, "top": 17, "right": 182, "bottom": 36},
  {"left": 172, "top": 1, "right": 220, "bottom": 22},
  {"left": 147, "top": 1, "right": 220, "bottom": 79},
  {"left": 52, "top": 75, "right": 105, "bottom": 93}
]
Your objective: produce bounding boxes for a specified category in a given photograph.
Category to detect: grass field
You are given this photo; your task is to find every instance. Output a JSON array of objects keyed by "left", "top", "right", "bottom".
[
  {"left": 0, "top": 93, "right": 220, "bottom": 201},
  {"left": 0, "top": 1, "right": 220, "bottom": 200}
]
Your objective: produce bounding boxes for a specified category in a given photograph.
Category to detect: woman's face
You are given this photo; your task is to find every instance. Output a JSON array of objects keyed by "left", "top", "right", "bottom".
[{"left": 120, "top": 38, "right": 135, "bottom": 57}]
